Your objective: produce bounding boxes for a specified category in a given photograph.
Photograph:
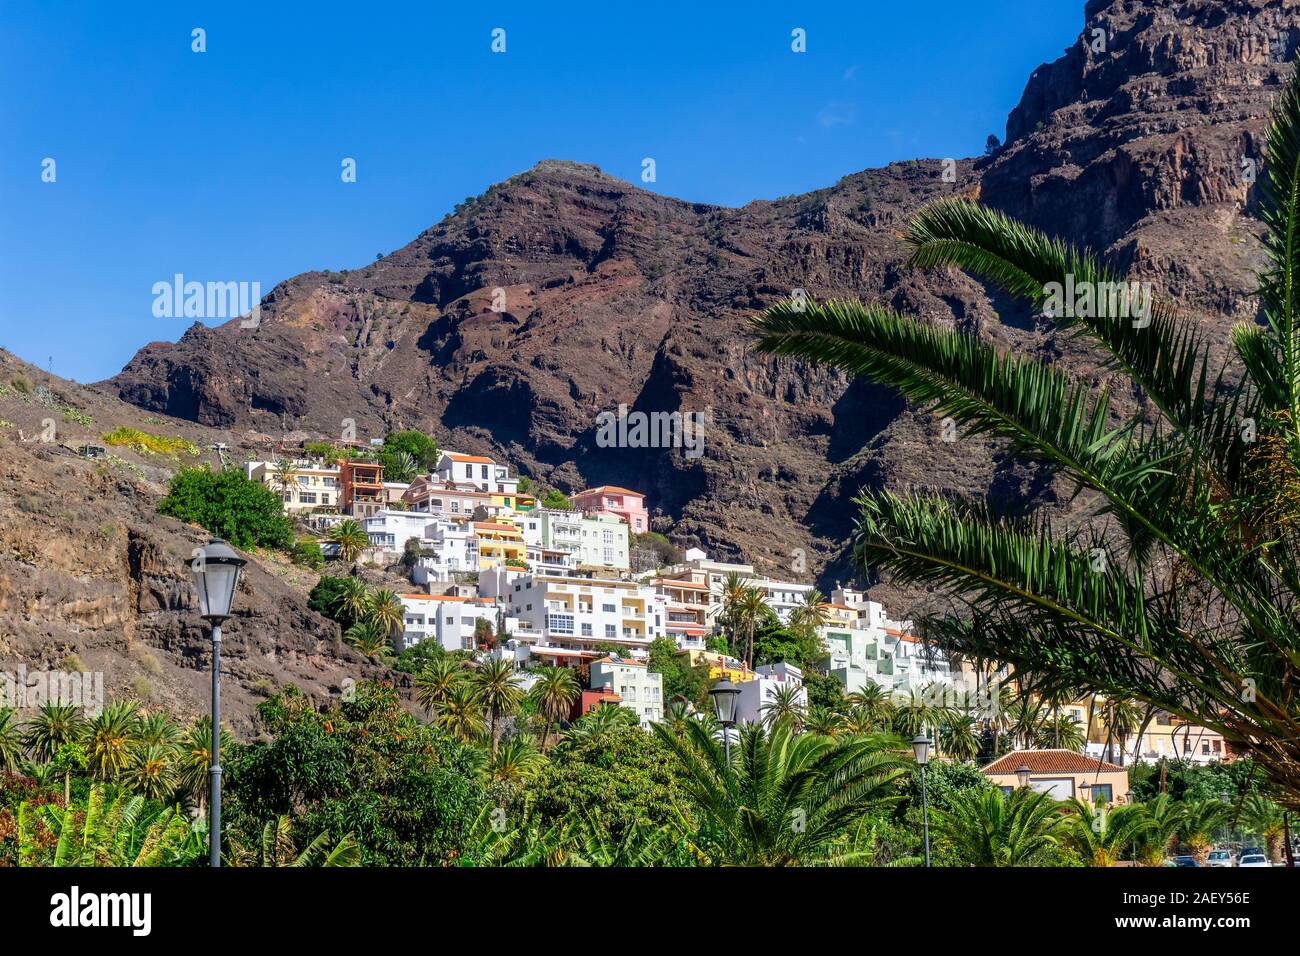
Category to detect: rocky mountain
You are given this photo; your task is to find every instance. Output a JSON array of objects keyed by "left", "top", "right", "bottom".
[
  {"left": 104, "top": 0, "right": 1291, "bottom": 613},
  {"left": 0, "top": 349, "right": 387, "bottom": 734}
]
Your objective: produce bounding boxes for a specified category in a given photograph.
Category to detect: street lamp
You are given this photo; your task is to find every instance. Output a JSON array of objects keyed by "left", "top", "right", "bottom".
[
  {"left": 188, "top": 538, "right": 246, "bottom": 868},
  {"left": 912, "top": 735, "right": 933, "bottom": 868},
  {"left": 710, "top": 679, "right": 740, "bottom": 765},
  {"left": 1017, "top": 763, "right": 1032, "bottom": 789}
]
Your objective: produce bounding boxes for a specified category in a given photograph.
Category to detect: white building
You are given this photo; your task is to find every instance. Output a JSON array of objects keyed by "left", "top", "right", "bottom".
[
  {"left": 411, "top": 520, "right": 480, "bottom": 584},
  {"left": 361, "top": 510, "right": 438, "bottom": 554},
  {"left": 398, "top": 594, "right": 515, "bottom": 652},
  {"left": 506, "top": 574, "right": 666, "bottom": 657},
  {"left": 589, "top": 656, "right": 664, "bottom": 727},
  {"left": 736, "top": 662, "right": 807, "bottom": 726},
  {"left": 433, "top": 451, "right": 519, "bottom": 496}
]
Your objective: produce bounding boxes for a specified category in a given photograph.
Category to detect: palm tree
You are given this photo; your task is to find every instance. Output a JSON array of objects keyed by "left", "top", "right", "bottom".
[
  {"left": 473, "top": 658, "right": 524, "bottom": 753},
  {"left": 892, "top": 685, "right": 955, "bottom": 743},
  {"left": 839, "top": 705, "right": 879, "bottom": 736},
  {"left": 805, "top": 706, "right": 842, "bottom": 738},
  {"left": 1092, "top": 695, "right": 1143, "bottom": 764},
  {"left": 942, "top": 715, "right": 981, "bottom": 763},
  {"left": 135, "top": 711, "right": 180, "bottom": 749},
  {"left": 760, "top": 684, "right": 808, "bottom": 732},
  {"left": 85, "top": 700, "right": 140, "bottom": 781},
  {"left": 1062, "top": 799, "right": 1151, "bottom": 866},
  {"left": 364, "top": 588, "right": 405, "bottom": 641},
  {"left": 126, "top": 744, "right": 179, "bottom": 801},
  {"left": 272, "top": 459, "right": 298, "bottom": 499},
  {"left": 1135, "top": 794, "right": 1184, "bottom": 866},
  {"left": 482, "top": 736, "right": 546, "bottom": 786},
  {"left": 382, "top": 449, "right": 418, "bottom": 484},
  {"left": 564, "top": 703, "right": 639, "bottom": 742},
  {"left": 789, "top": 589, "right": 831, "bottom": 644},
  {"left": 650, "top": 719, "right": 906, "bottom": 865},
  {"left": 1178, "top": 799, "right": 1233, "bottom": 864},
  {"left": 1033, "top": 714, "right": 1087, "bottom": 753},
  {"left": 436, "top": 682, "right": 486, "bottom": 743},
  {"left": 414, "top": 657, "right": 464, "bottom": 718},
  {"left": 331, "top": 575, "right": 370, "bottom": 628},
  {"left": 752, "top": 69, "right": 1300, "bottom": 805},
  {"left": 735, "top": 587, "right": 769, "bottom": 670},
  {"left": 719, "top": 571, "right": 750, "bottom": 649},
  {"left": 844, "top": 683, "right": 893, "bottom": 730},
  {"left": 327, "top": 519, "right": 369, "bottom": 563},
  {"left": 1005, "top": 697, "right": 1049, "bottom": 751},
  {"left": 1240, "top": 793, "right": 1286, "bottom": 863},
  {"left": 177, "top": 717, "right": 230, "bottom": 811},
  {"left": 343, "top": 620, "right": 391, "bottom": 658},
  {"left": 931, "top": 786, "right": 1065, "bottom": 866},
  {"left": 0, "top": 707, "right": 25, "bottom": 773},
  {"left": 529, "top": 668, "right": 579, "bottom": 750}
]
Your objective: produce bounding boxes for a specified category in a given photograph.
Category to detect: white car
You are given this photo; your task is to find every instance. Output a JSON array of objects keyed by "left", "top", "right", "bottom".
[
  {"left": 1206, "top": 849, "right": 1234, "bottom": 868},
  {"left": 1239, "top": 853, "right": 1270, "bottom": 868}
]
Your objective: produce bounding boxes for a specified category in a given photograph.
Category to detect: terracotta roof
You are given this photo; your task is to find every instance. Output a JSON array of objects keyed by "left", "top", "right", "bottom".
[
  {"left": 983, "top": 750, "right": 1125, "bottom": 775},
  {"left": 445, "top": 453, "right": 496, "bottom": 464},
  {"left": 655, "top": 578, "right": 710, "bottom": 590},
  {"left": 399, "top": 594, "right": 494, "bottom": 605},
  {"left": 576, "top": 486, "right": 644, "bottom": 498},
  {"left": 473, "top": 522, "right": 520, "bottom": 532}
]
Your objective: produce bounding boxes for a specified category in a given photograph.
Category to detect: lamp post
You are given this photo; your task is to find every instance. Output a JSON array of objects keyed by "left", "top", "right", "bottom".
[
  {"left": 912, "top": 735, "right": 933, "bottom": 867},
  {"left": 1016, "top": 763, "right": 1032, "bottom": 789},
  {"left": 710, "top": 679, "right": 740, "bottom": 766},
  {"left": 188, "top": 538, "right": 246, "bottom": 868}
]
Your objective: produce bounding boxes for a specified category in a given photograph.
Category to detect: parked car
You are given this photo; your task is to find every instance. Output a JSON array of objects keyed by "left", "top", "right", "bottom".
[
  {"left": 1206, "top": 849, "right": 1234, "bottom": 867},
  {"left": 1239, "top": 853, "right": 1270, "bottom": 868},
  {"left": 1173, "top": 855, "right": 1200, "bottom": 867}
]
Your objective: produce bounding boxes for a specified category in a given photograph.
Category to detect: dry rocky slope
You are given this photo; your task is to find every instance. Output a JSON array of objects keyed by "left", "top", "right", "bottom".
[
  {"left": 0, "top": 349, "right": 386, "bottom": 734},
  {"left": 106, "top": 0, "right": 1288, "bottom": 616}
]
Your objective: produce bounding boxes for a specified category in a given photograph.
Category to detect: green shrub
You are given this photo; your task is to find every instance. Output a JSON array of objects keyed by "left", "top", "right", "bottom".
[
  {"left": 102, "top": 426, "right": 198, "bottom": 457},
  {"left": 157, "top": 467, "right": 294, "bottom": 551},
  {"left": 291, "top": 539, "right": 324, "bottom": 570}
]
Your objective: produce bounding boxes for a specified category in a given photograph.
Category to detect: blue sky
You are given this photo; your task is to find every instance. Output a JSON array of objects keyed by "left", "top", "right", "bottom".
[{"left": 0, "top": 0, "right": 1082, "bottom": 383}]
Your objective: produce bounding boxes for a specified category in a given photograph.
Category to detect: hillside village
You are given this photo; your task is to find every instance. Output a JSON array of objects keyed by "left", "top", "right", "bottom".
[{"left": 245, "top": 435, "right": 1230, "bottom": 776}]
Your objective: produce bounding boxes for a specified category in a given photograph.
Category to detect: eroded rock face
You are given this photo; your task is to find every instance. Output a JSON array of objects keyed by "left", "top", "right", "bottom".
[
  {"left": 0, "top": 363, "right": 387, "bottom": 735},
  {"left": 103, "top": 0, "right": 1295, "bottom": 612}
]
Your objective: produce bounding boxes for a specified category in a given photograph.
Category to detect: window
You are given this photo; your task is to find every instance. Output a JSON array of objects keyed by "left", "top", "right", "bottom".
[
  {"left": 548, "top": 614, "right": 574, "bottom": 635},
  {"left": 602, "top": 603, "right": 616, "bottom": 613},
  {"left": 1090, "top": 784, "right": 1114, "bottom": 802},
  {"left": 604, "top": 548, "right": 614, "bottom": 563},
  {"left": 465, "top": 464, "right": 473, "bottom": 478},
  {"left": 300, "top": 492, "right": 317, "bottom": 504},
  {"left": 321, "top": 495, "right": 330, "bottom": 505},
  {"left": 481, "top": 465, "right": 489, "bottom": 480},
  {"left": 581, "top": 623, "right": 592, "bottom": 636},
  {"left": 605, "top": 625, "right": 617, "bottom": 638}
]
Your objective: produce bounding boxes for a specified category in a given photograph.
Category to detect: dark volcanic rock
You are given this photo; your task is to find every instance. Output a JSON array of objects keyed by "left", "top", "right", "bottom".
[{"left": 103, "top": 0, "right": 1295, "bottom": 614}]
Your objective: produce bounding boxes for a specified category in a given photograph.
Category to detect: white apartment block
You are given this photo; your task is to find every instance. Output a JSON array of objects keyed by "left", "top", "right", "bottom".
[
  {"left": 411, "top": 520, "right": 480, "bottom": 584},
  {"left": 506, "top": 574, "right": 666, "bottom": 657},
  {"left": 398, "top": 594, "right": 515, "bottom": 652},
  {"left": 736, "top": 662, "right": 808, "bottom": 726},
  {"left": 361, "top": 510, "right": 438, "bottom": 554},
  {"left": 576, "top": 513, "right": 630, "bottom": 571},
  {"left": 821, "top": 586, "right": 962, "bottom": 697},
  {"left": 590, "top": 656, "right": 664, "bottom": 727}
]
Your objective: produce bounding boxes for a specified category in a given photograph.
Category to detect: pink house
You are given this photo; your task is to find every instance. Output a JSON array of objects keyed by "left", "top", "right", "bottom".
[{"left": 572, "top": 485, "right": 649, "bottom": 533}]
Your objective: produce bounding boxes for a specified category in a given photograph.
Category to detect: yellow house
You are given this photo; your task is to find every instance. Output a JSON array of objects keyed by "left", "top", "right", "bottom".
[
  {"left": 679, "top": 649, "right": 754, "bottom": 682},
  {"left": 983, "top": 750, "right": 1131, "bottom": 805},
  {"left": 472, "top": 521, "right": 525, "bottom": 569}
]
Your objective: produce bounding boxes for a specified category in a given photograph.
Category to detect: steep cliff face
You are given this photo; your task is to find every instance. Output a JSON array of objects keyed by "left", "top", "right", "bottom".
[
  {"left": 104, "top": 0, "right": 1297, "bottom": 611},
  {"left": 0, "top": 350, "right": 385, "bottom": 734}
]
